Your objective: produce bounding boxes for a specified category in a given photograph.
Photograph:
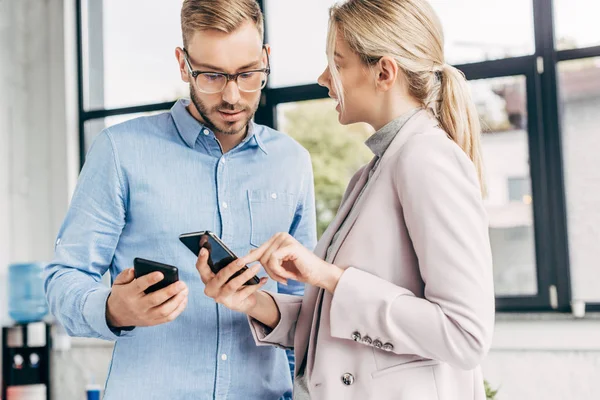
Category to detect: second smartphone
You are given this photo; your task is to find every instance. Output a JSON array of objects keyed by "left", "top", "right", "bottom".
[{"left": 179, "top": 231, "right": 260, "bottom": 286}]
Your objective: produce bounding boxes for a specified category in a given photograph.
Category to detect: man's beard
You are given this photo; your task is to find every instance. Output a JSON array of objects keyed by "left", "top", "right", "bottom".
[{"left": 189, "top": 84, "right": 259, "bottom": 136}]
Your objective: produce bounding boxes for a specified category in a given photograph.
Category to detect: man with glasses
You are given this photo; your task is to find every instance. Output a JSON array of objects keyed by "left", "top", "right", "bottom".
[{"left": 44, "top": 1, "right": 316, "bottom": 399}]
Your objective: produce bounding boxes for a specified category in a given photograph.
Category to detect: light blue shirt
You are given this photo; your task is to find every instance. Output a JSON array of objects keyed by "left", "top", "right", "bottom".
[{"left": 45, "top": 99, "right": 317, "bottom": 400}]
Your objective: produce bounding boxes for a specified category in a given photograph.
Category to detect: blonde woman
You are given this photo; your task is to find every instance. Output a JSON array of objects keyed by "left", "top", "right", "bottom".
[{"left": 196, "top": 0, "right": 494, "bottom": 398}]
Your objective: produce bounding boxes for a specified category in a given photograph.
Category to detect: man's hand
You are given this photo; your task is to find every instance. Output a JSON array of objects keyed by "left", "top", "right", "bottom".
[{"left": 106, "top": 268, "right": 189, "bottom": 328}]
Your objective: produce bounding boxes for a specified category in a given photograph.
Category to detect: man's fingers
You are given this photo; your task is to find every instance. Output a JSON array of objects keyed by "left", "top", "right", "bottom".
[
  {"left": 114, "top": 268, "right": 135, "bottom": 285},
  {"left": 221, "top": 264, "right": 261, "bottom": 296},
  {"left": 213, "top": 257, "right": 250, "bottom": 288},
  {"left": 151, "top": 288, "right": 189, "bottom": 320},
  {"left": 154, "top": 294, "right": 189, "bottom": 325},
  {"left": 232, "top": 277, "right": 268, "bottom": 303},
  {"left": 134, "top": 272, "right": 165, "bottom": 293},
  {"left": 196, "top": 247, "right": 215, "bottom": 283},
  {"left": 144, "top": 281, "right": 187, "bottom": 308}
]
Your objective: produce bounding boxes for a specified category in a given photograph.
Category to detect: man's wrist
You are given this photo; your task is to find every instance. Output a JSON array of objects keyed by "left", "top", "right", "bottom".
[{"left": 105, "top": 293, "right": 123, "bottom": 328}]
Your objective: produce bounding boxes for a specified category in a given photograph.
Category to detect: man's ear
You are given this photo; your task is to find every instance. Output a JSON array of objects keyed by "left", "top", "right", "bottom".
[{"left": 175, "top": 47, "right": 190, "bottom": 83}]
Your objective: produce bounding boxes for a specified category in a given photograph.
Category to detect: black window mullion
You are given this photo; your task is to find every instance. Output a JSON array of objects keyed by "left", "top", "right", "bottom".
[
  {"left": 83, "top": 102, "right": 176, "bottom": 121},
  {"left": 533, "top": 0, "right": 572, "bottom": 311},
  {"left": 557, "top": 45, "right": 600, "bottom": 62}
]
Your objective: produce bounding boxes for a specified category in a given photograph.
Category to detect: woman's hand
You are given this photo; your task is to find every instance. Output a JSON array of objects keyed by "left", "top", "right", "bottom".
[{"left": 240, "top": 233, "right": 344, "bottom": 293}]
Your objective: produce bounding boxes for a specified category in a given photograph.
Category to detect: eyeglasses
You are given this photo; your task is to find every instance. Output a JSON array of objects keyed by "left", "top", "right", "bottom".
[{"left": 183, "top": 47, "right": 271, "bottom": 94}]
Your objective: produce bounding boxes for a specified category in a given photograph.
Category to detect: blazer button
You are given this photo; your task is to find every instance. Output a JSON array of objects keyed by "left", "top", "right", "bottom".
[
  {"left": 382, "top": 343, "right": 394, "bottom": 352},
  {"left": 362, "top": 336, "right": 372, "bottom": 345},
  {"left": 351, "top": 332, "right": 362, "bottom": 342},
  {"left": 342, "top": 373, "right": 355, "bottom": 386},
  {"left": 373, "top": 340, "right": 383, "bottom": 349}
]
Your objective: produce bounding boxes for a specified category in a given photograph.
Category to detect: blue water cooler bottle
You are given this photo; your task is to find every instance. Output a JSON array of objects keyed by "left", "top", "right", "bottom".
[{"left": 8, "top": 262, "right": 49, "bottom": 323}]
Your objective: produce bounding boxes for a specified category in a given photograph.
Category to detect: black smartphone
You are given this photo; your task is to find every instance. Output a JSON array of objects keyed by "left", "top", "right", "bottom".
[
  {"left": 133, "top": 258, "right": 179, "bottom": 294},
  {"left": 179, "top": 231, "right": 260, "bottom": 285}
]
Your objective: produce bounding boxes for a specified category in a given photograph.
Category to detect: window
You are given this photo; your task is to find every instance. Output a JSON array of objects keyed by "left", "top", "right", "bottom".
[
  {"left": 554, "top": 0, "right": 600, "bottom": 50},
  {"left": 471, "top": 76, "right": 538, "bottom": 297},
  {"left": 558, "top": 57, "right": 600, "bottom": 303},
  {"left": 81, "top": 0, "right": 187, "bottom": 110},
  {"left": 428, "top": 0, "right": 535, "bottom": 65},
  {"left": 277, "top": 99, "right": 373, "bottom": 236},
  {"left": 264, "top": 0, "right": 337, "bottom": 87},
  {"left": 77, "top": 0, "right": 600, "bottom": 313},
  {"left": 508, "top": 177, "right": 532, "bottom": 203}
]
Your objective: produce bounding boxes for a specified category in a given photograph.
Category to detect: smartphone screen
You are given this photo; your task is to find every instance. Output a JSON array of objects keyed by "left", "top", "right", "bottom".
[
  {"left": 200, "top": 234, "right": 237, "bottom": 274},
  {"left": 179, "top": 231, "right": 259, "bottom": 285}
]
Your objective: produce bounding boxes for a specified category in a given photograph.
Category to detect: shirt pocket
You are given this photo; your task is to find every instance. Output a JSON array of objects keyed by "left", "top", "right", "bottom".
[{"left": 248, "top": 189, "right": 295, "bottom": 247}]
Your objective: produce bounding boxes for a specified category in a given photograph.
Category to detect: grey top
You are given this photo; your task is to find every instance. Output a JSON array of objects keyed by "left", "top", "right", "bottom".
[{"left": 293, "top": 108, "right": 421, "bottom": 400}]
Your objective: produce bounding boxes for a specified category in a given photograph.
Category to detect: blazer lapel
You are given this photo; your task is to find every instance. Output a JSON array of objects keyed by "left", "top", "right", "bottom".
[
  {"left": 313, "top": 156, "right": 378, "bottom": 260},
  {"left": 294, "top": 157, "right": 377, "bottom": 376},
  {"left": 324, "top": 165, "right": 384, "bottom": 264}
]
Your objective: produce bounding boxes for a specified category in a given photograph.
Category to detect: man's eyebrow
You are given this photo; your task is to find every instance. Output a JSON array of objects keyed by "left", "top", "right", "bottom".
[{"left": 192, "top": 60, "right": 262, "bottom": 72}]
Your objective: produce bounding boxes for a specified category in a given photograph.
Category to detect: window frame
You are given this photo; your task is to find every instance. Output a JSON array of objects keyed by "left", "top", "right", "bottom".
[{"left": 76, "top": 0, "right": 600, "bottom": 313}]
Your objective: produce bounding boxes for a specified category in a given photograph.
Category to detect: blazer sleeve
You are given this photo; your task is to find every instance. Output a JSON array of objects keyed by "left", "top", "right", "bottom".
[
  {"left": 248, "top": 292, "right": 303, "bottom": 350},
  {"left": 329, "top": 133, "right": 495, "bottom": 370}
]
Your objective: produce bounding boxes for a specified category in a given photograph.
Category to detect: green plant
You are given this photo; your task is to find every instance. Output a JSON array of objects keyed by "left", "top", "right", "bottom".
[
  {"left": 280, "top": 99, "right": 373, "bottom": 237},
  {"left": 485, "top": 380, "right": 499, "bottom": 400}
]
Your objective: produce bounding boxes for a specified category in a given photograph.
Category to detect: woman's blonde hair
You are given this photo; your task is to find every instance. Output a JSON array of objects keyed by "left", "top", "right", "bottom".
[{"left": 327, "top": 0, "right": 485, "bottom": 193}]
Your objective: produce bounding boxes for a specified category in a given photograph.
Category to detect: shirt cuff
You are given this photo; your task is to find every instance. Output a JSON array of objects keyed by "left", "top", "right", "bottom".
[{"left": 82, "top": 287, "right": 136, "bottom": 341}]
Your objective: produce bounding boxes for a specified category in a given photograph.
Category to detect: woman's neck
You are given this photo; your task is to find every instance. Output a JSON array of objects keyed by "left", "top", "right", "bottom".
[{"left": 370, "top": 93, "right": 422, "bottom": 131}]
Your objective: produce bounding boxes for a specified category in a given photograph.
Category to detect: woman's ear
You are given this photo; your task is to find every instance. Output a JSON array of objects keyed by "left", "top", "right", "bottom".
[{"left": 374, "top": 56, "right": 399, "bottom": 91}]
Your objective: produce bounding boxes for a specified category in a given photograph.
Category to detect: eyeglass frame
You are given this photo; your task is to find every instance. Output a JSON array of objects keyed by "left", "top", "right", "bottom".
[{"left": 182, "top": 46, "right": 271, "bottom": 94}]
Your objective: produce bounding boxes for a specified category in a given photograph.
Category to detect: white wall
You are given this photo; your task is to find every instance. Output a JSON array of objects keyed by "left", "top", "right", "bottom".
[
  {"left": 483, "top": 317, "right": 600, "bottom": 400},
  {"left": 0, "top": 0, "right": 13, "bottom": 325},
  {"left": 0, "top": 0, "right": 78, "bottom": 323}
]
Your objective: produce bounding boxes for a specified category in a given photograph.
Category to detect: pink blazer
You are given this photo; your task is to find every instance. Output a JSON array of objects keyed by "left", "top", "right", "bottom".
[{"left": 249, "top": 110, "right": 495, "bottom": 400}]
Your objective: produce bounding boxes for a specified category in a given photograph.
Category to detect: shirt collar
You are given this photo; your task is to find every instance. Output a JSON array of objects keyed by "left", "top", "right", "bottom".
[
  {"left": 171, "top": 98, "right": 268, "bottom": 154},
  {"left": 365, "top": 108, "right": 421, "bottom": 157},
  {"left": 246, "top": 121, "right": 269, "bottom": 155}
]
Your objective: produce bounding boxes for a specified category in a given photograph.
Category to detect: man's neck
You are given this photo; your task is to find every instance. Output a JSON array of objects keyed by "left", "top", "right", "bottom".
[{"left": 186, "top": 103, "right": 248, "bottom": 154}]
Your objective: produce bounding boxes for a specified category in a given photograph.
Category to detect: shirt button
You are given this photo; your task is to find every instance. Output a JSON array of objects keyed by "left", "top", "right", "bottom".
[
  {"left": 271, "top": 193, "right": 277, "bottom": 199},
  {"left": 56, "top": 238, "right": 61, "bottom": 245},
  {"left": 222, "top": 202, "right": 228, "bottom": 209},
  {"left": 362, "top": 336, "right": 372, "bottom": 345},
  {"left": 220, "top": 158, "right": 226, "bottom": 164},
  {"left": 203, "top": 129, "right": 209, "bottom": 136},
  {"left": 221, "top": 354, "right": 228, "bottom": 361},
  {"left": 373, "top": 340, "right": 383, "bottom": 349},
  {"left": 351, "top": 332, "right": 362, "bottom": 342}
]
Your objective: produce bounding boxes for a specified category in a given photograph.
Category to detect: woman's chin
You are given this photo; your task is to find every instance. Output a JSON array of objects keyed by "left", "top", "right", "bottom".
[{"left": 337, "top": 113, "right": 352, "bottom": 126}]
